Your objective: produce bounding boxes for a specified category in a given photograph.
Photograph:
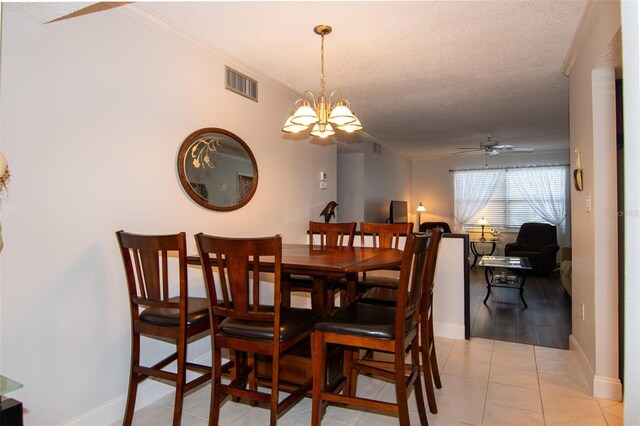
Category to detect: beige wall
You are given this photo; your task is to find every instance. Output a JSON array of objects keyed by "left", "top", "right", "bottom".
[
  {"left": 0, "top": 8, "right": 336, "bottom": 424},
  {"left": 566, "top": 0, "right": 622, "bottom": 400}
]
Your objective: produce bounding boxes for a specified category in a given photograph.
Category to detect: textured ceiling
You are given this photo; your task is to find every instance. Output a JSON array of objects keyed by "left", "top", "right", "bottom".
[{"left": 6, "top": 1, "right": 588, "bottom": 159}]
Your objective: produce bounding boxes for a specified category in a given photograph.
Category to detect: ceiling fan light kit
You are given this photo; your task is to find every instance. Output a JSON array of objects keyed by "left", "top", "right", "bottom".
[{"left": 282, "top": 25, "right": 363, "bottom": 139}]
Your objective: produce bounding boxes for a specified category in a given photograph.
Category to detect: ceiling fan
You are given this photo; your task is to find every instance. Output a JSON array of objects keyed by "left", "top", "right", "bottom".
[{"left": 452, "top": 135, "right": 534, "bottom": 157}]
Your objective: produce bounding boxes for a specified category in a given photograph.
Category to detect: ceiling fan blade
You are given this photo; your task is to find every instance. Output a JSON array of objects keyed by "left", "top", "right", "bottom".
[
  {"left": 493, "top": 144, "right": 513, "bottom": 149},
  {"left": 502, "top": 146, "right": 535, "bottom": 152},
  {"left": 451, "top": 150, "right": 480, "bottom": 156},
  {"left": 455, "top": 147, "right": 483, "bottom": 150}
]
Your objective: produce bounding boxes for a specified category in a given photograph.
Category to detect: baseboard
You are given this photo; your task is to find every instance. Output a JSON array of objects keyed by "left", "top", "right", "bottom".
[
  {"left": 434, "top": 321, "right": 466, "bottom": 340},
  {"left": 594, "top": 375, "right": 623, "bottom": 401},
  {"left": 65, "top": 352, "right": 211, "bottom": 425},
  {"left": 569, "top": 335, "right": 622, "bottom": 401}
]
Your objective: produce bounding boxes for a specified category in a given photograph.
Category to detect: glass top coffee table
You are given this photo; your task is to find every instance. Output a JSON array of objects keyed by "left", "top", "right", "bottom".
[{"left": 478, "top": 255, "right": 532, "bottom": 308}]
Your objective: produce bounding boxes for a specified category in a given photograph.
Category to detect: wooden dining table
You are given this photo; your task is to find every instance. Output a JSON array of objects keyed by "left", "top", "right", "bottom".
[{"left": 187, "top": 243, "right": 404, "bottom": 314}]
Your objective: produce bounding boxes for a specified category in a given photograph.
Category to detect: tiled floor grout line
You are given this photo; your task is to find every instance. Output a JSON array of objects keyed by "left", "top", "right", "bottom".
[
  {"left": 533, "top": 349, "right": 547, "bottom": 425},
  {"left": 479, "top": 343, "right": 494, "bottom": 426}
]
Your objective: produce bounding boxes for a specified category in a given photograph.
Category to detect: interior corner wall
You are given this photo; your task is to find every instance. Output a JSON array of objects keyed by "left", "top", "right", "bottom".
[
  {"left": 566, "top": 0, "right": 622, "bottom": 400},
  {"left": 0, "top": 7, "right": 335, "bottom": 424},
  {"left": 363, "top": 142, "right": 412, "bottom": 223},
  {"left": 336, "top": 152, "right": 365, "bottom": 223},
  {"left": 337, "top": 142, "right": 412, "bottom": 225}
]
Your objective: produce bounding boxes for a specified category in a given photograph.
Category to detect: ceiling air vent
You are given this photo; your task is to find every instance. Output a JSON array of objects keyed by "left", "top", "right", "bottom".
[{"left": 225, "top": 66, "right": 258, "bottom": 102}]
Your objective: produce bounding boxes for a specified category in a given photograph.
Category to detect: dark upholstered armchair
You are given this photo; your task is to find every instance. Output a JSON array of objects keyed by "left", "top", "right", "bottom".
[
  {"left": 419, "top": 222, "right": 452, "bottom": 233},
  {"left": 505, "top": 222, "right": 560, "bottom": 275}
]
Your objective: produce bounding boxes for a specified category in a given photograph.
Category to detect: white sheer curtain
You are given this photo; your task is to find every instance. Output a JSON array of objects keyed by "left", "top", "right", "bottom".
[
  {"left": 509, "top": 167, "right": 566, "bottom": 226},
  {"left": 454, "top": 169, "right": 505, "bottom": 227}
]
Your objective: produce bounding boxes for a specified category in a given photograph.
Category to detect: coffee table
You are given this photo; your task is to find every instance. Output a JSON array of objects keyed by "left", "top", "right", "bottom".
[{"left": 478, "top": 255, "right": 532, "bottom": 308}]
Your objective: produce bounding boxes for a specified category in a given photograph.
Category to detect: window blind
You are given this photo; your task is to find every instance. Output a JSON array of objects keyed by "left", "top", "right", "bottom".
[{"left": 454, "top": 166, "right": 567, "bottom": 231}]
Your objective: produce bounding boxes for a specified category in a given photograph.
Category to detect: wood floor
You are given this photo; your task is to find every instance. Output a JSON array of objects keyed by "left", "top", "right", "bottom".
[{"left": 469, "top": 266, "right": 572, "bottom": 349}]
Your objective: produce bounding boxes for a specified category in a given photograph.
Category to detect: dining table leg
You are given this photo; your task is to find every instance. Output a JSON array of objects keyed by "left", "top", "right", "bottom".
[
  {"left": 312, "top": 276, "right": 330, "bottom": 315},
  {"left": 345, "top": 272, "right": 358, "bottom": 304}
]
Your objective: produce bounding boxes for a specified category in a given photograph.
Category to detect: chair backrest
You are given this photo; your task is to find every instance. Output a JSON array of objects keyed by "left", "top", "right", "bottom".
[
  {"left": 359, "top": 222, "right": 413, "bottom": 249},
  {"left": 195, "top": 234, "right": 282, "bottom": 337},
  {"left": 116, "top": 230, "right": 188, "bottom": 322},
  {"left": 422, "top": 227, "right": 443, "bottom": 299},
  {"left": 419, "top": 222, "right": 452, "bottom": 234},
  {"left": 394, "top": 233, "right": 430, "bottom": 334},
  {"left": 516, "top": 222, "right": 557, "bottom": 250},
  {"left": 309, "top": 221, "right": 356, "bottom": 249}
]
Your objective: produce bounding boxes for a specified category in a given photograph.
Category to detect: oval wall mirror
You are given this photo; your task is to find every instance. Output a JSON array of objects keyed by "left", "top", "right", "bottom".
[{"left": 177, "top": 128, "right": 258, "bottom": 211}]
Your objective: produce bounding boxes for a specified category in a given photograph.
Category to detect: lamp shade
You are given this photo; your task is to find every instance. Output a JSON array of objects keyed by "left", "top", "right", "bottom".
[
  {"left": 282, "top": 116, "right": 309, "bottom": 133},
  {"left": 328, "top": 104, "right": 356, "bottom": 126},
  {"left": 310, "top": 123, "right": 335, "bottom": 138},
  {"left": 337, "top": 116, "right": 362, "bottom": 133},
  {"left": 290, "top": 104, "right": 320, "bottom": 126},
  {"left": 477, "top": 218, "right": 489, "bottom": 226},
  {"left": 416, "top": 202, "right": 426, "bottom": 212}
]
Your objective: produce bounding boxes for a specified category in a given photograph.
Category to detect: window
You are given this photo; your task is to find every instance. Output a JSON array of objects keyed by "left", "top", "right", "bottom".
[{"left": 453, "top": 166, "right": 568, "bottom": 231}]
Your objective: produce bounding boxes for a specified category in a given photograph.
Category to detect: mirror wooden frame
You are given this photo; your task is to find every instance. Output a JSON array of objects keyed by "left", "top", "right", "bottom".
[{"left": 177, "top": 128, "right": 258, "bottom": 211}]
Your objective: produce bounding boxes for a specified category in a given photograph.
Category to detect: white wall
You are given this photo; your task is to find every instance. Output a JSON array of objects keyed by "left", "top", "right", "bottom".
[
  {"left": 0, "top": 7, "right": 336, "bottom": 424},
  {"left": 364, "top": 143, "right": 412, "bottom": 223},
  {"left": 411, "top": 150, "right": 571, "bottom": 252},
  {"left": 336, "top": 152, "right": 364, "bottom": 223},
  {"left": 565, "top": 0, "right": 622, "bottom": 401},
  {"left": 622, "top": 0, "right": 640, "bottom": 419},
  {"left": 337, "top": 141, "right": 412, "bottom": 225}
]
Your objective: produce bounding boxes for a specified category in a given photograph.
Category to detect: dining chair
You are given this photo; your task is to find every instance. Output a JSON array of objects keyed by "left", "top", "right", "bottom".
[
  {"left": 357, "top": 222, "right": 413, "bottom": 291},
  {"left": 311, "top": 233, "right": 430, "bottom": 426},
  {"left": 115, "top": 231, "right": 212, "bottom": 426},
  {"left": 358, "top": 227, "right": 444, "bottom": 413},
  {"left": 195, "top": 233, "right": 321, "bottom": 426},
  {"left": 281, "top": 221, "right": 356, "bottom": 311}
]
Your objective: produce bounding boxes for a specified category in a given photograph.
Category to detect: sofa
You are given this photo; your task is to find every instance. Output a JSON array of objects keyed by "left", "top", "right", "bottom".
[
  {"left": 504, "top": 222, "right": 560, "bottom": 275},
  {"left": 560, "top": 247, "right": 572, "bottom": 296}
]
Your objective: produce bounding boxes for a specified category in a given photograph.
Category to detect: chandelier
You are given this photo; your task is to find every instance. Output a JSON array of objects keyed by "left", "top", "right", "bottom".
[{"left": 282, "top": 25, "right": 363, "bottom": 138}]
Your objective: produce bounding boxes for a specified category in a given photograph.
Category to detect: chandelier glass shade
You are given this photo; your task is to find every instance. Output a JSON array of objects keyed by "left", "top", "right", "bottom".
[{"left": 282, "top": 25, "right": 363, "bottom": 138}]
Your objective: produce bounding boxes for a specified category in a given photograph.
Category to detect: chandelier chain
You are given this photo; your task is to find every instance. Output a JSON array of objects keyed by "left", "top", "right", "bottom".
[{"left": 320, "top": 33, "right": 325, "bottom": 98}]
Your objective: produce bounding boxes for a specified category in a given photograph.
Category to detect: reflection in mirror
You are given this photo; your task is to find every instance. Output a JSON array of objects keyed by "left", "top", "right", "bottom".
[{"left": 177, "top": 128, "right": 258, "bottom": 211}]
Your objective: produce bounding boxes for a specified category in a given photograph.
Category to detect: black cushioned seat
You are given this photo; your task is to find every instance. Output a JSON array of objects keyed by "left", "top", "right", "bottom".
[
  {"left": 220, "top": 307, "right": 321, "bottom": 341},
  {"left": 314, "top": 300, "right": 413, "bottom": 340},
  {"left": 358, "top": 287, "right": 397, "bottom": 305},
  {"left": 504, "top": 222, "right": 559, "bottom": 275},
  {"left": 139, "top": 296, "right": 209, "bottom": 327}
]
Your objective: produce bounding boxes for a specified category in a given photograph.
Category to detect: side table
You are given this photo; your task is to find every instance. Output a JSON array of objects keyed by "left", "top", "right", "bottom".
[{"left": 469, "top": 238, "right": 498, "bottom": 268}]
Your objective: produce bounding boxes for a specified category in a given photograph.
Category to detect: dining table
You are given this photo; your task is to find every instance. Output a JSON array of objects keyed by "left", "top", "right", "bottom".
[{"left": 187, "top": 243, "right": 404, "bottom": 314}]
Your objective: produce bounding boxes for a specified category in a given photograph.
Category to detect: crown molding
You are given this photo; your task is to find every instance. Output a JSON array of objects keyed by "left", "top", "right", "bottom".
[
  {"left": 115, "top": 4, "right": 301, "bottom": 100},
  {"left": 561, "top": 1, "right": 605, "bottom": 76}
]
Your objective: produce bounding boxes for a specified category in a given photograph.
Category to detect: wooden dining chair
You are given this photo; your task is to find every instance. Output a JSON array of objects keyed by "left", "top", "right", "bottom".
[
  {"left": 195, "top": 233, "right": 321, "bottom": 426},
  {"left": 358, "top": 227, "right": 444, "bottom": 413},
  {"left": 311, "top": 233, "right": 430, "bottom": 426},
  {"left": 281, "top": 221, "right": 356, "bottom": 310},
  {"left": 357, "top": 222, "right": 413, "bottom": 291},
  {"left": 115, "top": 231, "right": 212, "bottom": 426}
]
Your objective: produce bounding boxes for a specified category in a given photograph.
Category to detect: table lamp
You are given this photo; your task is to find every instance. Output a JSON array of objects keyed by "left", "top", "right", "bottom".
[
  {"left": 416, "top": 202, "right": 426, "bottom": 230},
  {"left": 477, "top": 217, "right": 489, "bottom": 241}
]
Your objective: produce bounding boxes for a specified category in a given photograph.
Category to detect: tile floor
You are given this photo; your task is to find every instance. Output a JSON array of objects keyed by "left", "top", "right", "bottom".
[{"left": 122, "top": 338, "right": 624, "bottom": 425}]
